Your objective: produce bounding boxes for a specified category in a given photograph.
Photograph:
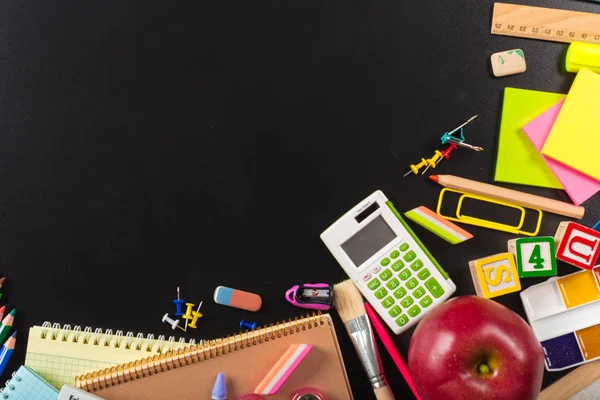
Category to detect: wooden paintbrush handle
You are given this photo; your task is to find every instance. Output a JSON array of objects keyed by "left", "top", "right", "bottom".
[{"left": 374, "top": 385, "right": 396, "bottom": 400}]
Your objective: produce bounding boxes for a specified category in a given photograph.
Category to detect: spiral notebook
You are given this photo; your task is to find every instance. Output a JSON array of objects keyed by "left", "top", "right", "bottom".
[
  {"left": 24, "top": 322, "right": 197, "bottom": 390},
  {"left": 75, "top": 313, "right": 353, "bottom": 400},
  {"left": 0, "top": 365, "right": 58, "bottom": 400}
]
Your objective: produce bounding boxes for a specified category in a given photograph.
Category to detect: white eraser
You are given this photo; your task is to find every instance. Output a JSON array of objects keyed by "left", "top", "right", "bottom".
[
  {"left": 59, "top": 385, "right": 105, "bottom": 400},
  {"left": 490, "top": 49, "right": 526, "bottom": 77}
]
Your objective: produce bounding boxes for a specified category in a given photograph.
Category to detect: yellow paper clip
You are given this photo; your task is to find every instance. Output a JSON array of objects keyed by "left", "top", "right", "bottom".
[{"left": 436, "top": 188, "right": 542, "bottom": 236}]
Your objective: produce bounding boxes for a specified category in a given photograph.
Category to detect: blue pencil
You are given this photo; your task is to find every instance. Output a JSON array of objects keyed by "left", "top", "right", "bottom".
[{"left": 0, "top": 331, "right": 16, "bottom": 377}]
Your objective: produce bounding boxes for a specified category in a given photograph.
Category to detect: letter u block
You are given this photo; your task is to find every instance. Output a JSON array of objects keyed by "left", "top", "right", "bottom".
[
  {"left": 469, "top": 253, "right": 521, "bottom": 299},
  {"left": 555, "top": 222, "right": 600, "bottom": 270}
]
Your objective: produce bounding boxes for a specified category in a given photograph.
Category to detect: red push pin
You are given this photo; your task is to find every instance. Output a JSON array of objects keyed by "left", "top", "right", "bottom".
[{"left": 436, "top": 144, "right": 457, "bottom": 168}]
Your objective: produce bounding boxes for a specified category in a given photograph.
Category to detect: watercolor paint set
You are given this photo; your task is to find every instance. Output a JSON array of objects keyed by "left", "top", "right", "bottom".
[{"left": 520, "top": 266, "right": 600, "bottom": 371}]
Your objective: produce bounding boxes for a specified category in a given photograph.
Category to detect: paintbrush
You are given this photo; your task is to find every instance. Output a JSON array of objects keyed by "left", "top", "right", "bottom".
[{"left": 333, "top": 280, "right": 396, "bottom": 400}]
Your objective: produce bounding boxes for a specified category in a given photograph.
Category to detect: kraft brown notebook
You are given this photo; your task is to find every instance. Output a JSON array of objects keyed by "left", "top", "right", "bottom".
[{"left": 75, "top": 313, "right": 353, "bottom": 400}]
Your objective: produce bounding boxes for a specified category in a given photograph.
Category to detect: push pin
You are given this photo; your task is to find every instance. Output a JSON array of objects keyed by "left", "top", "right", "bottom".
[
  {"left": 240, "top": 319, "right": 257, "bottom": 330},
  {"left": 403, "top": 158, "right": 428, "bottom": 177},
  {"left": 188, "top": 301, "right": 204, "bottom": 329},
  {"left": 437, "top": 143, "right": 457, "bottom": 167},
  {"left": 162, "top": 313, "right": 181, "bottom": 330},
  {"left": 183, "top": 302, "right": 195, "bottom": 331},
  {"left": 173, "top": 287, "right": 185, "bottom": 317},
  {"left": 440, "top": 115, "right": 483, "bottom": 151},
  {"left": 421, "top": 150, "right": 444, "bottom": 175}
]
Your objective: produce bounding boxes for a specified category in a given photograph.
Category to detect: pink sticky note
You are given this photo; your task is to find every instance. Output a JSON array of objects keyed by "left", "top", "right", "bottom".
[{"left": 522, "top": 99, "right": 600, "bottom": 205}]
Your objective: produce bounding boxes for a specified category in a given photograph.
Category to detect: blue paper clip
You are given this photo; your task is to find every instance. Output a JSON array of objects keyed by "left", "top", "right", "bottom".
[{"left": 439, "top": 115, "right": 483, "bottom": 151}]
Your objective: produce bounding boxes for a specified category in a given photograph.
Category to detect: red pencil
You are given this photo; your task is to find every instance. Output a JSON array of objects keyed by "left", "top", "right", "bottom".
[{"left": 0, "top": 306, "right": 5, "bottom": 322}]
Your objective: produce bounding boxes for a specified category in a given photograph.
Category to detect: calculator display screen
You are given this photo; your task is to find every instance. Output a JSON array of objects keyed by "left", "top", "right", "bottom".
[{"left": 342, "top": 216, "right": 396, "bottom": 266}]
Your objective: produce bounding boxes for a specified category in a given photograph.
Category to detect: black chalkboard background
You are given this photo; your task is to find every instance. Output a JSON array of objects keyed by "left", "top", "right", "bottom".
[{"left": 0, "top": 0, "right": 599, "bottom": 398}]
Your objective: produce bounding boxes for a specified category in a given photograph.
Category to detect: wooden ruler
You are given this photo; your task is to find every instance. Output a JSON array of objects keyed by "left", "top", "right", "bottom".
[{"left": 491, "top": 3, "right": 600, "bottom": 44}]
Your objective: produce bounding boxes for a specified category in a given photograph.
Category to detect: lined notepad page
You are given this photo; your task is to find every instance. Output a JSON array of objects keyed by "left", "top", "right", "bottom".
[
  {"left": 0, "top": 365, "right": 58, "bottom": 400},
  {"left": 25, "top": 324, "right": 198, "bottom": 389}
]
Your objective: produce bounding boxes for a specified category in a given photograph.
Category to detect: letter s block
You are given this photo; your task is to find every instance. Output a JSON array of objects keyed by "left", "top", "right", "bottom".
[
  {"left": 469, "top": 253, "right": 521, "bottom": 298},
  {"left": 555, "top": 222, "right": 600, "bottom": 270}
]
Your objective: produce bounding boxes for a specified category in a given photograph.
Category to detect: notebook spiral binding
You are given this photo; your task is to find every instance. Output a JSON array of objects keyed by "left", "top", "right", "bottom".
[
  {"left": 38, "top": 322, "right": 198, "bottom": 353},
  {"left": 75, "top": 312, "right": 324, "bottom": 392},
  {"left": 0, "top": 370, "right": 23, "bottom": 399}
]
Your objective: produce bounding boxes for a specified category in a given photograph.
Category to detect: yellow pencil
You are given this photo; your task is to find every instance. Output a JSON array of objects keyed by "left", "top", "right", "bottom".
[{"left": 429, "top": 175, "right": 585, "bottom": 219}]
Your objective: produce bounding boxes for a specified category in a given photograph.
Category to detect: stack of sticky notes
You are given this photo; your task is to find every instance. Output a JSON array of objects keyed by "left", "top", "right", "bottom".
[{"left": 496, "top": 69, "right": 600, "bottom": 205}]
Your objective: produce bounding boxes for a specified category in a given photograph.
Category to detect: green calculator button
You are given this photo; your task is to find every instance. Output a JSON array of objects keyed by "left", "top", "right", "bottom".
[
  {"left": 403, "top": 250, "right": 416, "bottom": 262},
  {"left": 396, "top": 314, "right": 409, "bottom": 327},
  {"left": 425, "top": 277, "right": 445, "bottom": 298},
  {"left": 380, "top": 258, "right": 390, "bottom": 266},
  {"left": 399, "top": 243, "right": 409, "bottom": 252},
  {"left": 418, "top": 269, "right": 431, "bottom": 280},
  {"left": 390, "top": 250, "right": 400, "bottom": 259},
  {"left": 400, "top": 296, "right": 414, "bottom": 308},
  {"left": 399, "top": 268, "right": 412, "bottom": 281},
  {"left": 374, "top": 287, "right": 388, "bottom": 299},
  {"left": 367, "top": 278, "right": 381, "bottom": 290},
  {"left": 386, "top": 278, "right": 400, "bottom": 290},
  {"left": 406, "top": 278, "right": 418, "bottom": 290},
  {"left": 420, "top": 296, "right": 433, "bottom": 308},
  {"left": 393, "top": 287, "right": 407, "bottom": 299},
  {"left": 408, "top": 305, "right": 421, "bottom": 318},
  {"left": 391, "top": 260, "right": 404, "bottom": 272},
  {"left": 413, "top": 286, "right": 426, "bottom": 299},
  {"left": 381, "top": 296, "right": 395, "bottom": 309},
  {"left": 388, "top": 305, "right": 401, "bottom": 318},
  {"left": 380, "top": 269, "right": 392, "bottom": 281},
  {"left": 410, "top": 259, "right": 424, "bottom": 271}
]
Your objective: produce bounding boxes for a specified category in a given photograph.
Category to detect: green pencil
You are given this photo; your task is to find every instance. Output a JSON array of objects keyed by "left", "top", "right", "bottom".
[{"left": 0, "top": 309, "right": 15, "bottom": 344}]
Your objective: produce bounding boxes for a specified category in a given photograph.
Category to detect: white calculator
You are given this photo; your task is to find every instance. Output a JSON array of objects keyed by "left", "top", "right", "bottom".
[{"left": 321, "top": 190, "right": 456, "bottom": 334}]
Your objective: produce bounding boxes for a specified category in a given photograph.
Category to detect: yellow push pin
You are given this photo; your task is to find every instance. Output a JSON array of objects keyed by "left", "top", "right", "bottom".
[
  {"left": 403, "top": 158, "right": 428, "bottom": 177},
  {"left": 421, "top": 150, "right": 444, "bottom": 175},
  {"left": 183, "top": 302, "right": 195, "bottom": 331},
  {"left": 188, "top": 301, "right": 204, "bottom": 329}
]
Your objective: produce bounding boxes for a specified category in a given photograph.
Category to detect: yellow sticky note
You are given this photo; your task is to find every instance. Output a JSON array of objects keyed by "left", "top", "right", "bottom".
[
  {"left": 495, "top": 88, "right": 564, "bottom": 189},
  {"left": 542, "top": 69, "right": 600, "bottom": 181}
]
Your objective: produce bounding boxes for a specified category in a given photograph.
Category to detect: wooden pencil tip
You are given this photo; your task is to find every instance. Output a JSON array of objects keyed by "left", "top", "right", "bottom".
[
  {"left": 10, "top": 331, "right": 16, "bottom": 338},
  {"left": 429, "top": 175, "right": 439, "bottom": 182}
]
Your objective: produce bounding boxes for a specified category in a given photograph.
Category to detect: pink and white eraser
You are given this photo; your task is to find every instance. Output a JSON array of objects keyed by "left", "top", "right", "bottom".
[{"left": 254, "top": 344, "right": 313, "bottom": 395}]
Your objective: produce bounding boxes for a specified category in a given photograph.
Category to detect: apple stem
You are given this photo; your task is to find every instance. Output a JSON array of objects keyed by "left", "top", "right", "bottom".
[{"left": 478, "top": 363, "right": 490, "bottom": 375}]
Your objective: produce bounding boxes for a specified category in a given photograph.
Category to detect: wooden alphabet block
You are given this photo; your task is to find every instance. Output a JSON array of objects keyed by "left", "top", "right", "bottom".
[
  {"left": 469, "top": 253, "right": 521, "bottom": 298},
  {"left": 508, "top": 237, "right": 557, "bottom": 278},
  {"left": 555, "top": 222, "right": 600, "bottom": 270}
]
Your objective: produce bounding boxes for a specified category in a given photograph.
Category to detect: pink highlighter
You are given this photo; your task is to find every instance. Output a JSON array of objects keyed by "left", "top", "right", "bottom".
[{"left": 365, "top": 302, "right": 422, "bottom": 400}]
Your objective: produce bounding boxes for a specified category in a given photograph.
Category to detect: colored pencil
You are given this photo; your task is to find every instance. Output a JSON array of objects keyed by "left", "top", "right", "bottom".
[
  {"left": 0, "top": 277, "right": 5, "bottom": 290},
  {"left": 0, "top": 306, "right": 6, "bottom": 322},
  {"left": 0, "top": 309, "right": 15, "bottom": 345},
  {"left": 0, "top": 331, "right": 16, "bottom": 377},
  {"left": 429, "top": 175, "right": 585, "bottom": 219},
  {"left": 366, "top": 303, "right": 422, "bottom": 400}
]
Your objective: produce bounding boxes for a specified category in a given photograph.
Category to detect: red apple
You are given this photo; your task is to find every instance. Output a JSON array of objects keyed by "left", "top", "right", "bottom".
[{"left": 408, "top": 295, "right": 544, "bottom": 400}]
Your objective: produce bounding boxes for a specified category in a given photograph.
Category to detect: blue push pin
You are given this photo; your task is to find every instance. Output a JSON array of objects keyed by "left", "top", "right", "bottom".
[
  {"left": 173, "top": 287, "right": 185, "bottom": 317},
  {"left": 240, "top": 319, "right": 257, "bottom": 330},
  {"left": 439, "top": 115, "right": 483, "bottom": 151}
]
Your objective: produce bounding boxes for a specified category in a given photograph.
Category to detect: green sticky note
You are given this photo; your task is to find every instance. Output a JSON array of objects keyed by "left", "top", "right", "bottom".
[{"left": 495, "top": 88, "right": 565, "bottom": 189}]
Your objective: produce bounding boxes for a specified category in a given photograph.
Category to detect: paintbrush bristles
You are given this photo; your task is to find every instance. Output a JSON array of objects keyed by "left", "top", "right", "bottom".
[{"left": 333, "top": 280, "right": 367, "bottom": 323}]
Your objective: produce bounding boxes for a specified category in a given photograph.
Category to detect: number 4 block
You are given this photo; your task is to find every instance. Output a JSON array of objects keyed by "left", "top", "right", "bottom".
[
  {"left": 508, "top": 237, "right": 557, "bottom": 278},
  {"left": 555, "top": 222, "right": 600, "bottom": 271},
  {"left": 469, "top": 253, "right": 521, "bottom": 299}
]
